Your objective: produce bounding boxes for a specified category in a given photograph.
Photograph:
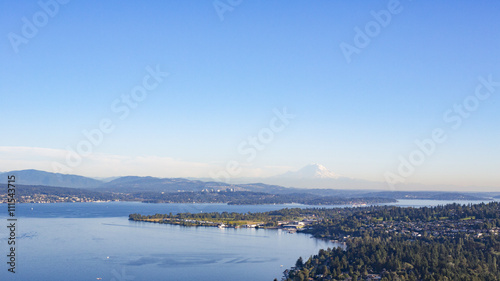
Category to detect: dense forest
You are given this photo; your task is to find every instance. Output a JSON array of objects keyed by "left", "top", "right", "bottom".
[
  {"left": 135, "top": 191, "right": 395, "bottom": 205},
  {"left": 287, "top": 235, "right": 500, "bottom": 281},
  {"left": 0, "top": 184, "right": 395, "bottom": 205},
  {"left": 286, "top": 202, "right": 500, "bottom": 280},
  {"left": 130, "top": 207, "right": 321, "bottom": 227}
]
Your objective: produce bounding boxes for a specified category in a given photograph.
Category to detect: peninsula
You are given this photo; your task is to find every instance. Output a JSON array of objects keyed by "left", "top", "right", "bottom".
[{"left": 131, "top": 202, "right": 500, "bottom": 280}]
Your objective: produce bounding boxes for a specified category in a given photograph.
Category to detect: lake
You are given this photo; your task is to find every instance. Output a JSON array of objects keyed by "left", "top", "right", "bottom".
[
  {"left": 0, "top": 202, "right": 338, "bottom": 281},
  {"left": 0, "top": 199, "right": 495, "bottom": 280}
]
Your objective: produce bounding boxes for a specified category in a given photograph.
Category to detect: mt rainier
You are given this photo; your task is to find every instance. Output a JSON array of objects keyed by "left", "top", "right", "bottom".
[{"left": 275, "top": 163, "right": 339, "bottom": 179}]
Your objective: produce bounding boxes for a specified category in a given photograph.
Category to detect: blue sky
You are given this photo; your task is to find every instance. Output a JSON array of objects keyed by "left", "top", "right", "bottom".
[{"left": 1, "top": 0, "right": 499, "bottom": 190}]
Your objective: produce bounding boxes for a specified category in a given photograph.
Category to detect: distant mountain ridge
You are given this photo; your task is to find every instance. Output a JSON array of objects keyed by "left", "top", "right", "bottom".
[
  {"left": 1, "top": 169, "right": 496, "bottom": 200},
  {"left": 96, "top": 176, "right": 231, "bottom": 193},
  {"left": 0, "top": 169, "right": 288, "bottom": 194},
  {"left": 0, "top": 169, "right": 103, "bottom": 188}
]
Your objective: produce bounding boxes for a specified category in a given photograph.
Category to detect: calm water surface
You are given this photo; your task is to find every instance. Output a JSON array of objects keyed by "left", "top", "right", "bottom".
[{"left": 0, "top": 203, "right": 336, "bottom": 281}]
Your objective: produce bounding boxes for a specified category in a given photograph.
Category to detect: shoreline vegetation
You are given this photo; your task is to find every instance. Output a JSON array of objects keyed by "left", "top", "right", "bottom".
[
  {"left": 129, "top": 208, "right": 323, "bottom": 230},
  {"left": 131, "top": 202, "right": 500, "bottom": 281},
  {"left": 0, "top": 184, "right": 397, "bottom": 205},
  {"left": 2, "top": 183, "right": 496, "bottom": 206}
]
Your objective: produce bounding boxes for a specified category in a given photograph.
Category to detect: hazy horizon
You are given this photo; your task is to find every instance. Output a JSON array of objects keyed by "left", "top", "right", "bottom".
[{"left": 2, "top": 165, "right": 499, "bottom": 193}]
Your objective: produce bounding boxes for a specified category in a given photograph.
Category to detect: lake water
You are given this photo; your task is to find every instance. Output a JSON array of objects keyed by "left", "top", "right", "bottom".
[
  {"left": 0, "top": 199, "right": 495, "bottom": 281},
  {"left": 0, "top": 203, "right": 337, "bottom": 281}
]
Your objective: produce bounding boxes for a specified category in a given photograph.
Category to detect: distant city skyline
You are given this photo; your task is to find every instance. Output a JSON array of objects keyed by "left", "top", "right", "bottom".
[{"left": 1, "top": 1, "right": 499, "bottom": 191}]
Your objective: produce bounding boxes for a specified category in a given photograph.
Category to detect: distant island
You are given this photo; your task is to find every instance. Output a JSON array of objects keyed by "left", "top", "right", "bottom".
[
  {"left": 0, "top": 184, "right": 395, "bottom": 205},
  {"left": 131, "top": 202, "right": 500, "bottom": 280},
  {"left": 129, "top": 208, "right": 324, "bottom": 230}
]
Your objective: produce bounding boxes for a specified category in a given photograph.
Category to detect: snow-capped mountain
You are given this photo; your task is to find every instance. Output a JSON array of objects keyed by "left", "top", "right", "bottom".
[{"left": 276, "top": 163, "right": 339, "bottom": 179}]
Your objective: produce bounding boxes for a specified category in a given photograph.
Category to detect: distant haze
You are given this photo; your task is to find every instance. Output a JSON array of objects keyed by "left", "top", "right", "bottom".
[{"left": 1, "top": 164, "right": 497, "bottom": 192}]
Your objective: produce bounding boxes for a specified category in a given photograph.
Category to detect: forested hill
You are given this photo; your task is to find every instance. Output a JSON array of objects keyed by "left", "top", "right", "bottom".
[
  {"left": 0, "top": 185, "right": 395, "bottom": 205},
  {"left": 285, "top": 202, "right": 500, "bottom": 281}
]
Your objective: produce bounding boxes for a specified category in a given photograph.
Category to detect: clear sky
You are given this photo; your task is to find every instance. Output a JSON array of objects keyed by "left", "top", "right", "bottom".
[{"left": 1, "top": 0, "right": 499, "bottom": 190}]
